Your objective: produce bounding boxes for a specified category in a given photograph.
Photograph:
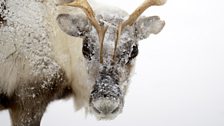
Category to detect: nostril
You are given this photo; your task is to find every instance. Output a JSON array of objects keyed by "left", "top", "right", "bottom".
[
  {"left": 93, "top": 106, "right": 101, "bottom": 114},
  {"left": 111, "top": 106, "right": 119, "bottom": 114}
]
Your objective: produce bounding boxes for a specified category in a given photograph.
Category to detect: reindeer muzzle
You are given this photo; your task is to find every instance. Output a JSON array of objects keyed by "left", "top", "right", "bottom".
[{"left": 90, "top": 74, "right": 123, "bottom": 119}]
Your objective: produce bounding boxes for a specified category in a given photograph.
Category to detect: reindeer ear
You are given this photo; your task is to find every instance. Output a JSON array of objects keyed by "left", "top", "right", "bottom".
[
  {"left": 135, "top": 16, "right": 165, "bottom": 40},
  {"left": 57, "top": 14, "right": 91, "bottom": 37}
]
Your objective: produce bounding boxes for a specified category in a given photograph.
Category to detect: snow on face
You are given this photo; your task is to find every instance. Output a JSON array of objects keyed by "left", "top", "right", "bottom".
[
  {"left": 57, "top": 9, "right": 140, "bottom": 116},
  {"left": 80, "top": 9, "right": 139, "bottom": 119}
]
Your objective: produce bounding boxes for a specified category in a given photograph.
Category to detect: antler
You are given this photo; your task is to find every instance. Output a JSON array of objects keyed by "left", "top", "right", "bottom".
[
  {"left": 121, "top": 0, "right": 166, "bottom": 29},
  {"left": 113, "top": 0, "right": 166, "bottom": 60},
  {"left": 63, "top": 0, "right": 107, "bottom": 64}
]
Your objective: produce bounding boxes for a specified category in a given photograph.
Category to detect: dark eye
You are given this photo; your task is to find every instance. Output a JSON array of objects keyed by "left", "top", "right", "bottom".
[
  {"left": 82, "top": 38, "right": 94, "bottom": 60},
  {"left": 128, "top": 45, "right": 138, "bottom": 63},
  {"left": 0, "top": 1, "right": 7, "bottom": 26}
]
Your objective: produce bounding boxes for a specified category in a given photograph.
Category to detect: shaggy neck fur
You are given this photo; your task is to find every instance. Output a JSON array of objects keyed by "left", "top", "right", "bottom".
[
  {"left": 47, "top": 3, "right": 94, "bottom": 110},
  {"left": 0, "top": 0, "right": 91, "bottom": 110}
]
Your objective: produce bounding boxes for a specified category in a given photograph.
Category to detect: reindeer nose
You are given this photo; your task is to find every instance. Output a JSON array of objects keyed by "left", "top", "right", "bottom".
[{"left": 92, "top": 99, "right": 120, "bottom": 115}]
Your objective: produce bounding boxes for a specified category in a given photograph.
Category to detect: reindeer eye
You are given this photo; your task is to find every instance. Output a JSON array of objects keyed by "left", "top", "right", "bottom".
[
  {"left": 0, "top": 1, "right": 7, "bottom": 26},
  {"left": 128, "top": 45, "right": 138, "bottom": 63},
  {"left": 82, "top": 38, "right": 94, "bottom": 60}
]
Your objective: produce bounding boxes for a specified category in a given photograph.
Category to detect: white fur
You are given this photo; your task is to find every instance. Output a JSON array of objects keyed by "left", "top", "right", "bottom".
[
  {"left": 45, "top": 2, "right": 95, "bottom": 110},
  {"left": 0, "top": 54, "right": 31, "bottom": 95},
  {"left": 50, "top": 28, "right": 94, "bottom": 110},
  {"left": 0, "top": 0, "right": 51, "bottom": 95}
]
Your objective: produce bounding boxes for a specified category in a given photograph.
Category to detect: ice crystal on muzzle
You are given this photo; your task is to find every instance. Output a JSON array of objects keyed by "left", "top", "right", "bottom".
[{"left": 90, "top": 74, "right": 124, "bottom": 119}]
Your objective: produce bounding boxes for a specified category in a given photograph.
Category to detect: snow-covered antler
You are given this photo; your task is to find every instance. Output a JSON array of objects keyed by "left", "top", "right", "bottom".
[{"left": 63, "top": 0, "right": 107, "bottom": 63}]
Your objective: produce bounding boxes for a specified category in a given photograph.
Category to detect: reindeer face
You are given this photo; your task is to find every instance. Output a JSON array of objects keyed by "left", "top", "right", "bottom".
[{"left": 57, "top": 0, "right": 165, "bottom": 120}]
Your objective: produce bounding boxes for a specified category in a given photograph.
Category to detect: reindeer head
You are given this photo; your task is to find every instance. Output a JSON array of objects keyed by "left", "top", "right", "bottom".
[{"left": 57, "top": 0, "right": 166, "bottom": 120}]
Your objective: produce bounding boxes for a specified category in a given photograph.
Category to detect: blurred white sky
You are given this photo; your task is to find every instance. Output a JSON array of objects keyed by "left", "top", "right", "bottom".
[{"left": 1, "top": 0, "right": 224, "bottom": 126}]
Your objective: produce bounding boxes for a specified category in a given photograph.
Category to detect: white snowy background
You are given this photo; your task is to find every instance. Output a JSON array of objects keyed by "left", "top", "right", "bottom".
[{"left": 1, "top": 0, "right": 224, "bottom": 126}]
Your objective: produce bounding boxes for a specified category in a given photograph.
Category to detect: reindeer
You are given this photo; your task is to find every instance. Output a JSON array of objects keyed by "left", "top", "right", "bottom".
[{"left": 0, "top": 0, "right": 166, "bottom": 125}]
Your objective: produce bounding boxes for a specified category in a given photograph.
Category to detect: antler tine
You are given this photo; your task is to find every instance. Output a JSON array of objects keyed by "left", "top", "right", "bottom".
[
  {"left": 121, "top": 0, "right": 166, "bottom": 29},
  {"left": 113, "top": 0, "right": 166, "bottom": 60},
  {"left": 63, "top": 0, "right": 107, "bottom": 64}
]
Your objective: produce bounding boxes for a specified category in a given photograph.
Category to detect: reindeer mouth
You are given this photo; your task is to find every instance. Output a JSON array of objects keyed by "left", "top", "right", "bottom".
[{"left": 90, "top": 98, "right": 122, "bottom": 120}]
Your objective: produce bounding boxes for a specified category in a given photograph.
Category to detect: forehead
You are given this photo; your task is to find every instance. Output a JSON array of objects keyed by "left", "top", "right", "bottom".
[
  {"left": 95, "top": 8, "right": 128, "bottom": 25},
  {"left": 90, "top": 8, "right": 136, "bottom": 44}
]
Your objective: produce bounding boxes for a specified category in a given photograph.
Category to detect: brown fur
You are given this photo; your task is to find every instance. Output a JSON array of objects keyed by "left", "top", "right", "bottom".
[{"left": 0, "top": 69, "right": 73, "bottom": 126}]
